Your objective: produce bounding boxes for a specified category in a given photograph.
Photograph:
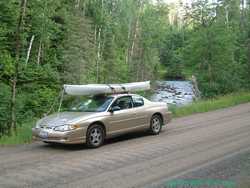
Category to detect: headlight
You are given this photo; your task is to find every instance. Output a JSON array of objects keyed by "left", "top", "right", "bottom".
[{"left": 54, "top": 124, "right": 80, "bottom": 132}]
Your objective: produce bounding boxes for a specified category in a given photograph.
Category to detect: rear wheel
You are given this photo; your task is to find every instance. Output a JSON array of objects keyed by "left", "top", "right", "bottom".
[
  {"left": 149, "top": 114, "right": 162, "bottom": 135},
  {"left": 86, "top": 124, "right": 105, "bottom": 148}
]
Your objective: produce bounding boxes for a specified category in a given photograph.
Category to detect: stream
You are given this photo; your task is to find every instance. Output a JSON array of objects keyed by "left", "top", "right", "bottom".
[{"left": 151, "top": 81, "right": 196, "bottom": 106}]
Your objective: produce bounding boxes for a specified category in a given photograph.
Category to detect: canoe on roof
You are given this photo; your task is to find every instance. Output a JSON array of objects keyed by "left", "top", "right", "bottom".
[{"left": 63, "top": 81, "right": 150, "bottom": 96}]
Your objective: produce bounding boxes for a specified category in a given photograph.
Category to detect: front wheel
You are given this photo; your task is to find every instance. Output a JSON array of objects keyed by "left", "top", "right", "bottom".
[
  {"left": 149, "top": 115, "right": 162, "bottom": 135},
  {"left": 86, "top": 124, "right": 105, "bottom": 148}
]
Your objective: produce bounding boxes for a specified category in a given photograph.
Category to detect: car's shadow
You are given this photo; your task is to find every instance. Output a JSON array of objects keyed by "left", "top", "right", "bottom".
[{"left": 39, "top": 130, "right": 158, "bottom": 151}]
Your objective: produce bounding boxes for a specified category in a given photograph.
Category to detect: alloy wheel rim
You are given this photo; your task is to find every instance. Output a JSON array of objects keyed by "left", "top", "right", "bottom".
[
  {"left": 90, "top": 128, "right": 102, "bottom": 145},
  {"left": 152, "top": 118, "right": 161, "bottom": 132}
]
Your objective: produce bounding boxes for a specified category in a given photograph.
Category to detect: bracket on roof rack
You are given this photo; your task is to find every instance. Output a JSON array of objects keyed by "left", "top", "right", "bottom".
[
  {"left": 107, "top": 84, "right": 115, "bottom": 93},
  {"left": 106, "top": 84, "right": 129, "bottom": 94},
  {"left": 119, "top": 84, "right": 127, "bottom": 92}
]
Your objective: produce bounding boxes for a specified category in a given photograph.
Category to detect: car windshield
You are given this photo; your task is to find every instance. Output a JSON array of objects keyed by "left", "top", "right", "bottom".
[{"left": 69, "top": 95, "right": 113, "bottom": 112}]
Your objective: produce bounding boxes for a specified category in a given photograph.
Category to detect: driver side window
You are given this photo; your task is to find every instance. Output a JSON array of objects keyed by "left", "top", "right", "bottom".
[{"left": 112, "top": 96, "right": 133, "bottom": 110}]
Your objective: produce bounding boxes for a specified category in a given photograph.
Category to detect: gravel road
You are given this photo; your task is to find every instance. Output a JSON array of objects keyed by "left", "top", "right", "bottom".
[{"left": 0, "top": 103, "right": 250, "bottom": 188}]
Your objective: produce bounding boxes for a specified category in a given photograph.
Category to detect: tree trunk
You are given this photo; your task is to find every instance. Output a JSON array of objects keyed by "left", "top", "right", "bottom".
[
  {"left": 240, "top": 0, "right": 245, "bottom": 29},
  {"left": 127, "top": 0, "right": 143, "bottom": 76},
  {"left": 129, "top": 2, "right": 142, "bottom": 64},
  {"left": 75, "top": 0, "right": 80, "bottom": 9},
  {"left": 125, "top": 19, "right": 132, "bottom": 66},
  {"left": 191, "top": 75, "right": 201, "bottom": 99},
  {"left": 37, "top": 39, "right": 42, "bottom": 65},
  {"left": 25, "top": 35, "right": 35, "bottom": 66},
  {"left": 248, "top": 40, "right": 250, "bottom": 75},
  {"left": 94, "top": 25, "right": 97, "bottom": 45},
  {"left": 96, "top": 26, "right": 102, "bottom": 83},
  {"left": 10, "top": 0, "right": 27, "bottom": 131},
  {"left": 96, "top": 0, "right": 103, "bottom": 83},
  {"left": 10, "top": 78, "right": 17, "bottom": 131},
  {"left": 130, "top": 20, "right": 138, "bottom": 63},
  {"left": 224, "top": 5, "right": 229, "bottom": 25}
]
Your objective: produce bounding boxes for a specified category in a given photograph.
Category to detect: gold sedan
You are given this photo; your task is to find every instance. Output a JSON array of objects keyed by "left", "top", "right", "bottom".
[{"left": 32, "top": 93, "right": 172, "bottom": 148}]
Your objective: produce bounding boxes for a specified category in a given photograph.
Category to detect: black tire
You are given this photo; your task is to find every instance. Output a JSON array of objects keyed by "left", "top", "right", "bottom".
[
  {"left": 149, "top": 114, "right": 162, "bottom": 135},
  {"left": 86, "top": 124, "right": 105, "bottom": 148}
]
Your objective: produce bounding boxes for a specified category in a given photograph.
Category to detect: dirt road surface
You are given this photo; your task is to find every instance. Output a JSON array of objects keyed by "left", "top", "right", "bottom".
[{"left": 0, "top": 103, "right": 250, "bottom": 188}]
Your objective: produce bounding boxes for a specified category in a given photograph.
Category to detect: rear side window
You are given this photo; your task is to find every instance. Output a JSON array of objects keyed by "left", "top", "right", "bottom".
[{"left": 132, "top": 96, "right": 144, "bottom": 107}]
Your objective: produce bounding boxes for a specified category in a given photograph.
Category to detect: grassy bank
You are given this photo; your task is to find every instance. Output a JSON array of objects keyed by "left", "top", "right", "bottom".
[
  {"left": 1, "top": 91, "right": 250, "bottom": 145},
  {"left": 0, "top": 120, "right": 35, "bottom": 145},
  {"left": 170, "top": 91, "right": 250, "bottom": 117}
]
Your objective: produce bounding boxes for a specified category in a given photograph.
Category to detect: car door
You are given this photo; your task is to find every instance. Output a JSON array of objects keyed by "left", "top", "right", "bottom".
[
  {"left": 131, "top": 95, "right": 148, "bottom": 127},
  {"left": 106, "top": 96, "right": 138, "bottom": 134}
]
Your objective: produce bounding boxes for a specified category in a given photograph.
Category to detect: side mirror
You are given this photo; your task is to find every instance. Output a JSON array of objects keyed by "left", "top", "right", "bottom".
[{"left": 109, "top": 106, "right": 121, "bottom": 113}]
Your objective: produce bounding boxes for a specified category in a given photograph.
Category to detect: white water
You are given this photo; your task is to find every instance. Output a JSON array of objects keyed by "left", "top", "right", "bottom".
[{"left": 151, "top": 81, "right": 196, "bottom": 106}]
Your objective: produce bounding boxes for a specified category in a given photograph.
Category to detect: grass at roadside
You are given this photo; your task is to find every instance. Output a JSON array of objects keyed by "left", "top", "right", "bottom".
[
  {"left": 0, "top": 120, "right": 35, "bottom": 145},
  {"left": 170, "top": 91, "right": 250, "bottom": 118}
]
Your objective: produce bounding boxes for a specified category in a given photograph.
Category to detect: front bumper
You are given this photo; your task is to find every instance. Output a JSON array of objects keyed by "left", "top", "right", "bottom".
[{"left": 32, "top": 127, "right": 87, "bottom": 144}]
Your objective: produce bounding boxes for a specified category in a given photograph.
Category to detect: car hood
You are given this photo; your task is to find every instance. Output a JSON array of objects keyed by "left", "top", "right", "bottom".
[{"left": 38, "top": 112, "right": 100, "bottom": 127}]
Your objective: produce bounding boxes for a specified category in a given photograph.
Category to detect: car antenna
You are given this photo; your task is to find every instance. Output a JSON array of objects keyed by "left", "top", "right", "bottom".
[{"left": 57, "top": 87, "right": 65, "bottom": 114}]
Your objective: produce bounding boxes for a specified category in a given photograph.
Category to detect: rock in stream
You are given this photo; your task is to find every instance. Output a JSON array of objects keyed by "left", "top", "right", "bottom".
[{"left": 151, "top": 81, "right": 196, "bottom": 106}]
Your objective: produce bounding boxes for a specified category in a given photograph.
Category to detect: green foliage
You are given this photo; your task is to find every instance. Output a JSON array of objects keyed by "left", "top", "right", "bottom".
[
  {"left": 160, "top": 27, "right": 185, "bottom": 79},
  {"left": 0, "top": 52, "right": 15, "bottom": 77},
  {"left": 183, "top": 24, "right": 240, "bottom": 96},
  {"left": 61, "top": 9, "right": 95, "bottom": 84},
  {"left": 0, "top": 120, "right": 35, "bottom": 145},
  {"left": 180, "top": 0, "right": 249, "bottom": 97},
  {"left": 0, "top": 83, "right": 11, "bottom": 136},
  {"left": 0, "top": 0, "right": 18, "bottom": 51}
]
